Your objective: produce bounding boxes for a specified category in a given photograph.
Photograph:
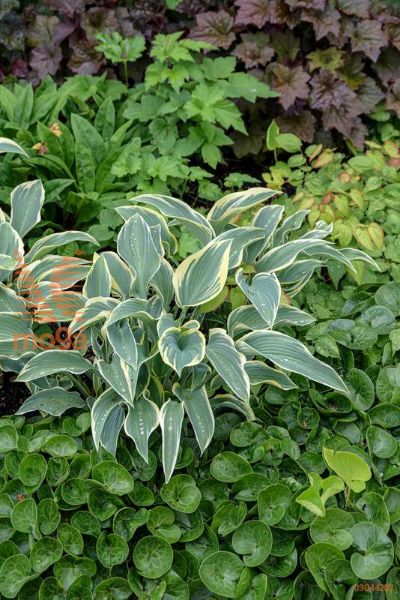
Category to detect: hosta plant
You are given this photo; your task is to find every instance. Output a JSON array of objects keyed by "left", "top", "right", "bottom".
[
  {"left": 15, "top": 186, "right": 376, "bottom": 480},
  {"left": 0, "top": 138, "right": 97, "bottom": 368}
]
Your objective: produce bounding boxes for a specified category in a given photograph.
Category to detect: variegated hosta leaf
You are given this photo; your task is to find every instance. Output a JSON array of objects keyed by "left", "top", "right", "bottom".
[
  {"left": 159, "top": 326, "right": 206, "bottom": 376},
  {"left": 213, "top": 227, "right": 265, "bottom": 269},
  {"left": 279, "top": 260, "right": 323, "bottom": 285},
  {"left": 302, "top": 244, "right": 354, "bottom": 270},
  {"left": 173, "top": 240, "right": 231, "bottom": 307},
  {"left": 69, "top": 297, "right": 118, "bottom": 335},
  {"left": 160, "top": 399, "right": 184, "bottom": 482},
  {"left": 272, "top": 210, "right": 310, "bottom": 246},
  {"left": 275, "top": 306, "right": 316, "bottom": 327},
  {"left": 256, "top": 238, "right": 325, "bottom": 273},
  {"left": 17, "top": 387, "right": 85, "bottom": 416},
  {"left": 124, "top": 397, "right": 159, "bottom": 462},
  {"left": 10, "top": 180, "right": 44, "bottom": 238},
  {"left": 0, "top": 285, "right": 27, "bottom": 313},
  {"left": 205, "top": 328, "right": 250, "bottom": 401},
  {"left": 34, "top": 291, "right": 86, "bottom": 324},
  {"left": 0, "top": 222, "right": 24, "bottom": 282},
  {"left": 150, "top": 257, "right": 174, "bottom": 309},
  {"left": 173, "top": 384, "right": 214, "bottom": 454},
  {"left": 17, "top": 350, "right": 92, "bottom": 382},
  {"left": 17, "top": 256, "right": 90, "bottom": 292},
  {"left": 227, "top": 305, "right": 267, "bottom": 337},
  {"left": 339, "top": 248, "right": 380, "bottom": 271},
  {"left": 83, "top": 254, "right": 112, "bottom": 298},
  {"left": 236, "top": 269, "right": 280, "bottom": 328},
  {"left": 210, "top": 394, "right": 255, "bottom": 421},
  {"left": 244, "top": 361, "right": 297, "bottom": 390},
  {"left": 117, "top": 205, "right": 178, "bottom": 255},
  {"left": 0, "top": 312, "right": 34, "bottom": 358},
  {"left": 0, "top": 137, "right": 28, "bottom": 156},
  {"left": 101, "top": 251, "right": 135, "bottom": 299},
  {"left": 99, "top": 405, "right": 125, "bottom": 455},
  {"left": 96, "top": 355, "right": 138, "bottom": 406},
  {"left": 301, "top": 220, "right": 333, "bottom": 240},
  {"left": 117, "top": 214, "right": 161, "bottom": 298},
  {"left": 106, "top": 319, "right": 138, "bottom": 367},
  {"left": 107, "top": 298, "right": 159, "bottom": 342},
  {"left": 131, "top": 193, "right": 214, "bottom": 246},
  {"left": 207, "top": 188, "right": 279, "bottom": 228},
  {"left": 237, "top": 330, "right": 349, "bottom": 395},
  {"left": 91, "top": 388, "right": 121, "bottom": 450},
  {"left": 24, "top": 231, "right": 98, "bottom": 263},
  {"left": 246, "top": 205, "right": 285, "bottom": 263}
]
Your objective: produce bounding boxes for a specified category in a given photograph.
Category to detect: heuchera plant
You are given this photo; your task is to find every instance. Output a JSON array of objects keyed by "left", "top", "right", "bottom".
[{"left": 13, "top": 177, "right": 376, "bottom": 480}]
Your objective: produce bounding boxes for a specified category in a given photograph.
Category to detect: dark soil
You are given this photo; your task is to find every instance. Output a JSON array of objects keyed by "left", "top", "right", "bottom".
[{"left": 0, "top": 371, "right": 29, "bottom": 417}]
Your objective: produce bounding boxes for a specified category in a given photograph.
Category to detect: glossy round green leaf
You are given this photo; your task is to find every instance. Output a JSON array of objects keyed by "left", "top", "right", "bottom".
[
  {"left": 132, "top": 535, "right": 173, "bottom": 579},
  {"left": 92, "top": 461, "right": 134, "bottom": 495},
  {"left": 0, "top": 426, "right": 18, "bottom": 453},
  {"left": 199, "top": 551, "right": 245, "bottom": 598},
  {"left": 210, "top": 452, "right": 252, "bottom": 482},
  {"left": 30, "top": 537, "right": 63, "bottom": 573},
  {"left": 19, "top": 453, "right": 47, "bottom": 487},
  {"left": 350, "top": 522, "right": 394, "bottom": 579},
  {"left": 53, "top": 555, "right": 96, "bottom": 591},
  {"left": 43, "top": 435, "right": 78, "bottom": 458},
  {"left": 367, "top": 425, "right": 398, "bottom": 458},
  {"left": 38, "top": 498, "right": 60, "bottom": 535},
  {"left": 88, "top": 488, "right": 123, "bottom": 521},
  {"left": 96, "top": 532, "right": 129, "bottom": 568},
  {"left": 39, "top": 577, "right": 64, "bottom": 600},
  {"left": 71, "top": 511, "right": 101, "bottom": 537},
  {"left": 94, "top": 577, "right": 132, "bottom": 600},
  {"left": 160, "top": 474, "right": 201, "bottom": 514},
  {"left": 232, "top": 520, "right": 272, "bottom": 567},
  {"left": 0, "top": 554, "right": 31, "bottom": 598},
  {"left": 113, "top": 507, "right": 149, "bottom": 541},
  {"left": 10, "top": 498, "right": 37, "bottom": 533},
  {"left": 309, "top": 508, "right": 354, "bottom": 550},
  {"left": 147, "top": 506, "right": 181, "bottom": 544},
  {"left": 57, "top": 523, "right": 84, "bottom": 555},
  {"left": 305, "top": 543, "right": 344, "bottom": 593},
  {"left": 257, "top": 484, "right": 292, "bottom": 526}
]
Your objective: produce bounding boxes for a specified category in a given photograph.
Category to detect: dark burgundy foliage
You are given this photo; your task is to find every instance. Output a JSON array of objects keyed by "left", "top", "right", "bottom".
[{"left": 0, "top": 0, "right": 399, "bottom": 147}]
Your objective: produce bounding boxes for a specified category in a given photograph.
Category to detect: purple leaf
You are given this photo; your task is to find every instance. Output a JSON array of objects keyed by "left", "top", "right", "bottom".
[
  {"left": 235, "top": 0, "right": 285, "bottom": 27},
  {"left": 352, "top": 19, "right": 388, "bottom": 62},
  {"left": 191, "top": 11, "right": 235, "bottom": 50},
  {"left": 267, "top": 63, "right": 310, "bottom": 110},
  {"left": 276, "top": 108, "right": 316, "bottom": 143},
  {"left": 357, "top": 77, "right": 385, "bottom": 113},
  {"left": 30, "top": 45, "right": 63, "bottom": 79},
  {"left": 81, "top": 7, "right": 119, "bottom": 43},
  {"left": 45, "top": 0, "right": 89, "bottom": 18},
  {"left": 233, "top": 34, "right": 274, "bottom": 67},
  {"left": 387, "top": 80, "right": 400, "bottom": 117},
  {"left": 337, "top": 0, "right": 370, "bottom": 18},
  {"left": 302, "top": 7, "right": 341, "bottom": 40}
]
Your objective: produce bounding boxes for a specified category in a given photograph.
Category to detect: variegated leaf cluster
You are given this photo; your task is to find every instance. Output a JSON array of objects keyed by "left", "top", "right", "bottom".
[{"left": 15, "top": 176, "right": 377, "bottom": 480}]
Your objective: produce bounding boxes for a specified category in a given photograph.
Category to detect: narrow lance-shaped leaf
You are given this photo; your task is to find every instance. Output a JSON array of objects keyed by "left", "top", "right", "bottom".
[
  {"left": 131, "top": 193, "right": 214, "bottom": 246},
  {"left": 10, "top": 180, "right": 44, "bottom": 238},
  {"left": 206, "top": 328, "right": 250, "bottom": 401},
  {"left": 17, "top": 350, "right": 92, "bottom": 382},
  {"left": 17, "top": 388, "right": 85, "bottom": 416},
  {"left": 96, "top": 355, "right": 138, "bottom": 406},
  {"left": 91, "top": 388, "right": 121, "bottom": 450},
  {"left": 160, "top": 400, "right": 184, "bottom": 482},
  {"left": 173, "top": 240, "right": 231, "bottom": 307},
  {"left": 0, "top": 137, "right": 28, "bottom": 156},
  {"left": 106, "top": 318, "right": 138, "bottom": 368},
  {"left": 174, "top": 384, "right": 214, "bottom": 453},
  {"left": 236, "top": 269, "right": 280, "bottom": 328},
  {"left": 207, "top": 188, "right": 279, "bottom": 225},
  {"left": 83, "top": 254, "right": 112, "bottom": 298},
  {"left": 117, "top": 214, "right": 161, "bottom": 298},
  {"left": 124, "top": 397, "right": 159, "bottom": 462},
  {"left": 25, "top": 231, "right": 98, "bottom": 263},
  {"left": 237, "top": 330, "right": 349, "bottom": 395}
]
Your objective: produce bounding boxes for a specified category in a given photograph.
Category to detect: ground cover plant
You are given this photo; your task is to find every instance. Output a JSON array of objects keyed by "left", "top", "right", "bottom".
[
  {"left": 0, "top": 174, "right": 371, "bottom": 480},
  {"left": 262, "top": 121, "right": 400, "bottom": 284},
  {"left": 0, "top": 33, "right": 276, "bottom": 242},
  {"left": 189, "top": 0, "right": 400, "bottom": 151}
]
